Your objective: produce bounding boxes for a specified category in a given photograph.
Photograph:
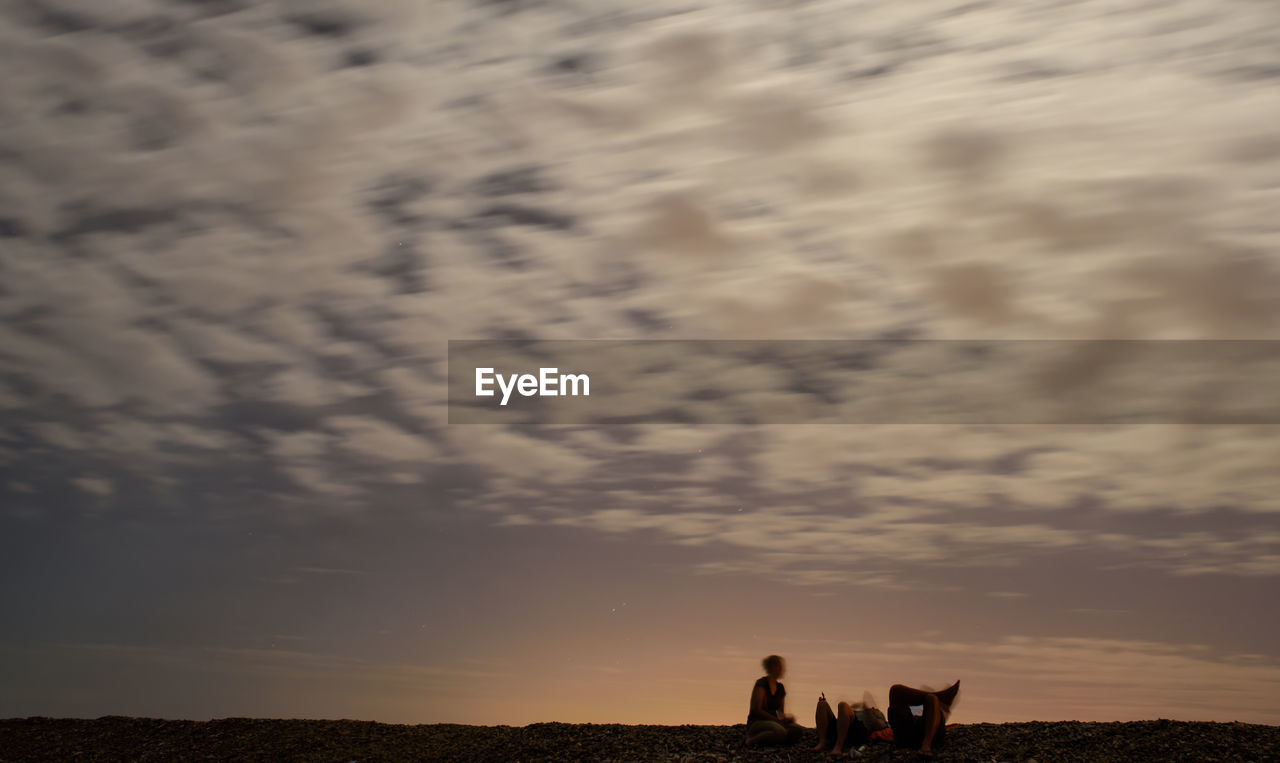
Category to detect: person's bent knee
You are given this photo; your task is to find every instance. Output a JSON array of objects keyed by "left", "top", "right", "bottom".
[
  {"left": 751, "top": 721, "right": 787, "bottom": 745},
  {"left": 837, "top": 701, "right": 853, "bottom": 715},
  {"left": 889, "top": 684, "right": 909, "bottom": 703}
]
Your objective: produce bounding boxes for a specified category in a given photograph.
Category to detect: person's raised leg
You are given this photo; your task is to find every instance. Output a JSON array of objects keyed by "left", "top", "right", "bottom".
[
  {"left": 888, "top": 683, "right": 931, "bottom": 707},
  {"left": 885, "top": 682, "right": 959, "bottom": 755},
  {"left": 936, "top": 680, "right": 960, "bottom": 711},
  {"left": 827, "top": 702, "right": 855, "bottom": 757},
  {"left": 890, "top": 682, "right": 924, "bottom": 746},
  {"left": 889, "top": 681, "right": 960, "bottom": 711},
  {"left": 922, "top": 681, "right": 959, "bottom": 756},
  {"left": 886, "top": 695, "right": 918, "bottom": 750},
  {"left": 812, "top": 697, "right": 835, "bottom": 751},
  {"left": 919, "top": 693, "right": 942, "bottom": 757}
]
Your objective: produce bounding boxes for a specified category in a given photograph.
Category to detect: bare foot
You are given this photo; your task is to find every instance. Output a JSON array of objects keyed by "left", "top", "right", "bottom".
[{"left": 811, "top": 744, "right": 828, "bottom": 752}]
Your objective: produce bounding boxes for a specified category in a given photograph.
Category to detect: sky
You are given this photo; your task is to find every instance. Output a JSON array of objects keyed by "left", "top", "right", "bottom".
[{"left": 1, "top": 0, "right": 1279, "bottom": 727}]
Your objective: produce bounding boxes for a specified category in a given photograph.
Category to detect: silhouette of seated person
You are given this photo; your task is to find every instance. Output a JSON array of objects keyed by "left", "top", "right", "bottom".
[{"left": 744, "top": 654, "right": 805, "bottom": 747}]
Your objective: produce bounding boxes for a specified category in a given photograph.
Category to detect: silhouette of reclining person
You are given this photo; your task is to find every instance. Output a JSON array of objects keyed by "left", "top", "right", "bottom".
[
  {"left": 887, "top": 680, "right": 959, "bottom": 756},
  {"left": 812, "top": 690, "right": 884, "bottom": 754},
  {"left": 744, "top": 654, "right": 805, "bottom": 747},
  {"left": 814, "top": 680, "right": 959, "bottom": 757}
]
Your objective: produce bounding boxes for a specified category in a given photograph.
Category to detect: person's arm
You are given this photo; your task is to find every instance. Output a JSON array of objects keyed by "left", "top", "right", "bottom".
[{"left": 776, "top": 686, "right": 796, "bottom": 722}]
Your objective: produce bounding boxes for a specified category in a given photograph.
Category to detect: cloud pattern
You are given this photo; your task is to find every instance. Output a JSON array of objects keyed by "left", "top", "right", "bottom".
[{"left": 1, "top": 0, "right": 1278, "bottom": 721}]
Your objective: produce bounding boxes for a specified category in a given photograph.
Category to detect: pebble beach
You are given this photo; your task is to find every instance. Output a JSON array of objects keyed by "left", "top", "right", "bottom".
[{"left": 3, "top": 717, "right": 1279, "bottom": 762}]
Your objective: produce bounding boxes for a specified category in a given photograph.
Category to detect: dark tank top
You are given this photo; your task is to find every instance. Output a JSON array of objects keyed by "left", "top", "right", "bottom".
[{"left": 747, "top": 676, "right": 785, "bottom": 723}]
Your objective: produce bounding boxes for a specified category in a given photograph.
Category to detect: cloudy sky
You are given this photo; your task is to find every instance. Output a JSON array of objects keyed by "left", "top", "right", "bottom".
[{"left": 2, "top": 0, "right": 1279, "bottom": 726}]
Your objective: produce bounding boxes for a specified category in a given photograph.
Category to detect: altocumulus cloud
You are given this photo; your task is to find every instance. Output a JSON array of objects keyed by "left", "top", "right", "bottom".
[{"left": 0, "top": 0, "right": 1278, "bottom": 605}]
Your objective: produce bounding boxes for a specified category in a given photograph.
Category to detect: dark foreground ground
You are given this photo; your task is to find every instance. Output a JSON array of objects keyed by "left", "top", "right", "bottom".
[{"left": 2, "top": 718, "right": 1278, "bottom": 762}]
